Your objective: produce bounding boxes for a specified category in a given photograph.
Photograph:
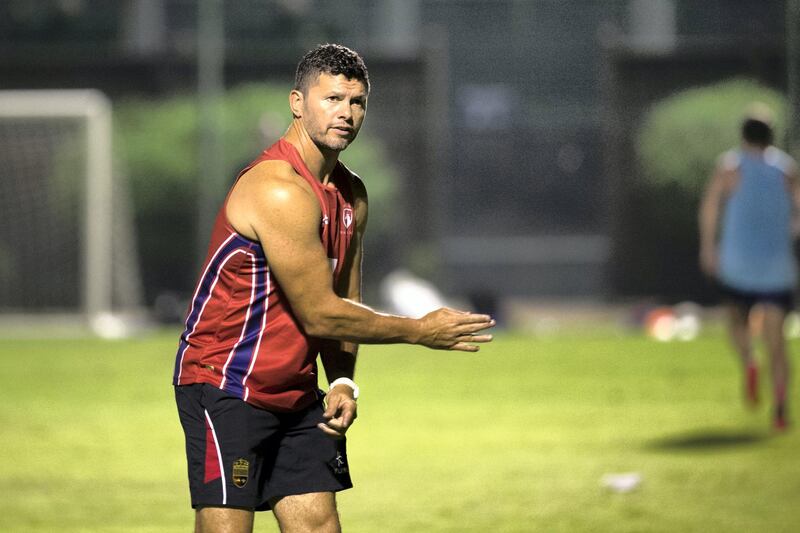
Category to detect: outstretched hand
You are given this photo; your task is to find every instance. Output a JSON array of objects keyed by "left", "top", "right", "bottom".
[
  {"left": 417, "top": 307, "right": 495, "bottom": 352},
  {"left": 317, "top": 385, "right": 357, "bottom": 439}
]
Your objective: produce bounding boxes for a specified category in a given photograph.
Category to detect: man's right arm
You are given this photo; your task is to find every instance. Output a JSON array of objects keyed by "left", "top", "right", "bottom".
[
  {"left": 698, "top": 160, "right": 729, "bottom": 277},
  {"left": 784, "top": 158, "right": 800, "bottom": 240},
  {"left": 227, "top": 161, "right": 494, "bottom": 352}
]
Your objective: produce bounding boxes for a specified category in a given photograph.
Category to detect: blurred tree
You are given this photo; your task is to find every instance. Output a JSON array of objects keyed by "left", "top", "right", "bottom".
[
  {"left": 115, "top": 83, "right": 398, "bottom": 310},
  {"left": 638, "top": 79, "right": 787, "bottom": 194}
]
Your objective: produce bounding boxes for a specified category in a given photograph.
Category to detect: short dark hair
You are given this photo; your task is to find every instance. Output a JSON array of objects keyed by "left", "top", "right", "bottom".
[
  {"left": 741, "top": 118, "right": 773, "bottom": 146},
  {"left": 294, "top": 43, "right": 370, "bottom": 94}
]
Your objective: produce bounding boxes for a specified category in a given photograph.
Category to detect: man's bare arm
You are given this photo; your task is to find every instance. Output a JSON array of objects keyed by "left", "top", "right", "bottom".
[
  {"left": 319, "top": 175, "right": 368, "bottom": 383},
  {"left": 785, "top": 160, "right": 800, "bottom": 239},
  {"left": 698, "top": 162, "right": 729, "bottom": 277},
  {"left": 317, "top": 176, "right": 368, "bottom": 438},
  {"left": 227, "top": 162, "right": 494, "bottom": 352}
]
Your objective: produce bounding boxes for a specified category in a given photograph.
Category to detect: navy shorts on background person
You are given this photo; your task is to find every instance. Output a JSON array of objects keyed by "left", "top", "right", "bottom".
[
  {"left": 717, "top": 282, "right": 795, "bottom": 313},
  {"left": 175, "top": 383, "right": 352, "bottom": 511}
]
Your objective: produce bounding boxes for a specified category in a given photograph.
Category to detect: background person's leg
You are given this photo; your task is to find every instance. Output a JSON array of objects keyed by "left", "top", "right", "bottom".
[
  {"left": 761, "top": 304, "right": 790, "bottom": 429},
  {"left": 726, "top": 303, "right": 758, "bottom": 404}
]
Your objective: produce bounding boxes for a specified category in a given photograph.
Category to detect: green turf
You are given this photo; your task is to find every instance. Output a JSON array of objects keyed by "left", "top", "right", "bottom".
[{"left": 1, "top": 328, "right": 798, "bottom": 532}]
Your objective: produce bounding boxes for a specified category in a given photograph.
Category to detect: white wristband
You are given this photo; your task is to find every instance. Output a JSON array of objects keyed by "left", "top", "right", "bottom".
[{"left": 329, "top": 377, "right": 359, "bottom": 400}]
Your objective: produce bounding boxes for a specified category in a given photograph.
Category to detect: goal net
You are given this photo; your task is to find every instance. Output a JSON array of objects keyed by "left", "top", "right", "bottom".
[{"left": 0, "top": 90, "right": 145, "bottom": 337}]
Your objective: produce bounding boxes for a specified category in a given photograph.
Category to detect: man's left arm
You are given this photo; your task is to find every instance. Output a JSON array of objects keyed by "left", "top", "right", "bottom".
[
  {"left": 318, "top": 177, "right": 368, "bottom": 438},
  {"left": 786, "top": 160, "right": 800, "bottom": 240}
]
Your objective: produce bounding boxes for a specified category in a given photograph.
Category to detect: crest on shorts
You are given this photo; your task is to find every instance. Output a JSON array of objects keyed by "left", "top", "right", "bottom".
[
  {"left": 342, "top": 207, "right": 353, "bottom": 229},
  {"left": 232, "top": 458, "right": 249, "bottom": 488}
]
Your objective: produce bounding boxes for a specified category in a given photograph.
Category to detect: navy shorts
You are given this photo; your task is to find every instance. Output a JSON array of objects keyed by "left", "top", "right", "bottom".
[
  {"left": 717, "top": 282, "right": 795, "bottom": 313},
  {"left": 175, "top": 383, "right": 352, "bottom": 511}
]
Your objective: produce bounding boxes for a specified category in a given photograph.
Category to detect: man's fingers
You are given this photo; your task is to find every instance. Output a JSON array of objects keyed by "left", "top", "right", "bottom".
[
  {"left": 321, "top": 419, "right": 345, "bottom": 431},
  {"left": 322, "top": 396, "right": 339, "bottom": 418},
  {"left": 323, "top": 415, "right": 350, "bottom": 431},
  {"left": 326, "top": 410, "right": 354, "bottom": 429},
  {"left": 437, "top": 307, "right": 492, "bottom": 322},
  {"left": 317, "top": 413, "right": 355, "bottom": 438},
  {"left": 317, "top": 422, "right": 345, "bottom": 438},
  {"left": 456, "top": 333, "right": 493, "bottom": 343},
  {"left": 457, "top": 314, "right": 495, "bottom": 324},
  {"left": 319, "top": 397, "right": 357, "bottom": 438},
  {"left": 323, "top": 395, "right": 356, "bottom": 418},
  {"left": 454, "top": 322, "right": 494, "bottom": 336},
  {"left": 450, "top": 342, "right": 481, "bottom": 352},
  {"left": 420, "top": 308, "right": 496, "bottom": 351}
]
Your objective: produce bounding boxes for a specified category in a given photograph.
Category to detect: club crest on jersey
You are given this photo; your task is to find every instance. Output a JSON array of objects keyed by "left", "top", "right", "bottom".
[
  {"left": 232, "top": 458, "right": 249, "bottom": 488},
  {"left": 342, "top": 207, "right": 353, "bottom": 229}
]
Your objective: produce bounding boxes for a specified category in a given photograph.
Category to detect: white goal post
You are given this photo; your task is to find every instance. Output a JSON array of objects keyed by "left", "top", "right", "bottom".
[{"left": 0, "top": 89, "right": 145, "bottom": 337}]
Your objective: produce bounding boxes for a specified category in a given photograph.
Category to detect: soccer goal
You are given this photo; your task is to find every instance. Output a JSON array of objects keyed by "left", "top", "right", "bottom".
[{"left": 0, "top": 90, "right": 145, "bottom": 337}]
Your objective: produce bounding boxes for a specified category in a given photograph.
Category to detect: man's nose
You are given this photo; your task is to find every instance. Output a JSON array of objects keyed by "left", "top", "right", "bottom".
[{"left": 338, "top": 102, "right": 353, "bottom": 121}]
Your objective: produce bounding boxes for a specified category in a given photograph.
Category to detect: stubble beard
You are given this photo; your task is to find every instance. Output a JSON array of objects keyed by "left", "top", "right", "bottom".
[
  {"left": 304, "top": 113, "right": 356, "bottom": 153},
  {"left": 310, "top": 127, "right": 354, "bottom": 153}
]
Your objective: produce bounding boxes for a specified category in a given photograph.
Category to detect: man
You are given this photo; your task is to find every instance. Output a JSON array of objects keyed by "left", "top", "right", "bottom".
[
  {"left": 699, "top": 103, "right": 799, "bottom": 431},
  {"left": 173, "top": 44, "right": 495, "bottom": 533}
]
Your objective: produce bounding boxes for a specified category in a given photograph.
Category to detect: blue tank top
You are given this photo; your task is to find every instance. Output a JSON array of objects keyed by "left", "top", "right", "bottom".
[{"left": 719, "top": 147, "right": 796, "bottom": 292}]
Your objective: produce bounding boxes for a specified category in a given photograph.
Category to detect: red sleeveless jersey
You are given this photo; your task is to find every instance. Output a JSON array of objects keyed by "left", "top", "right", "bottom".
[{"left": 172, "top": 139, "right": 357, "bottom": 412}]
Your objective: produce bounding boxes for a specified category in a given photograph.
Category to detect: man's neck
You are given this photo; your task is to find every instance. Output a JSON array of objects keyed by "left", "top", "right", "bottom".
[
  {"left": 741, "top": 141, "right": 769, "bottom": 154},
  {"left": 283, "top": 122, "right": 338, "bottom": 184}
]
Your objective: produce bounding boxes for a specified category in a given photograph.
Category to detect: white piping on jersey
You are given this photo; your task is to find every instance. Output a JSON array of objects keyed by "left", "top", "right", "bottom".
[
  {"left": 204, "top": 409, "right": 227, "bottom": 505},
  {"left": 329, "top": 257, "right": 338, "bottom": 273},
  {"left": 243, "top": 267, "right": 271, "bottom": 402},
  {"left": 723, "top": 147, "right": 793, "bottom": 175},
  {"left": 176, "top": 233, "right": 239, "bottom": 384},
  {"left": 220, "top": 250, "right": 257, "bottom": 390},
  {"left": 764, "top": 146, "right": 792, "bottom": 174}
]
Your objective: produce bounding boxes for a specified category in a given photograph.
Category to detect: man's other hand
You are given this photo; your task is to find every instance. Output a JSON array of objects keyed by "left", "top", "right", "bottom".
[{"left": 318, "top": 385, "right": 357, "bottom": 438}]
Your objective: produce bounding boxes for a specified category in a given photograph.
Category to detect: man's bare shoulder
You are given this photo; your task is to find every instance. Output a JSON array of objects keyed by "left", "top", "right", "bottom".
[
  {"left": 765, "top": 147, "right": 800, "bottom": 179},
  {"left": 227, "top": 160, "right": 320, "bottom": 238},
  {"left": 239, "top": 159, "right": 315, "bottom": 200},
  {"left": 716, "top": 150, "right": 740, "bottom": 173},
  {"left": 229, "top": 160, "right": 321, "bottom": 220},
  {"left": 708, "top": 150, "right": 739, "bottom": 189}
]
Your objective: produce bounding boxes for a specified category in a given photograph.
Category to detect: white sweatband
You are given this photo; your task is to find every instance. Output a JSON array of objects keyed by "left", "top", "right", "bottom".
[{"left": 329, "top": 377, "right": 359, "bottom": 399}]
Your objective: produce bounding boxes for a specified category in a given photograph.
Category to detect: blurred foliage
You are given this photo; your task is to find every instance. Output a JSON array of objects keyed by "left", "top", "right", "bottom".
[
  {"left": 637, "top": 79, "right": 787, "bottom": 195},
  {"left": 115, "top": 83, "right": 399, "bottom": 304}
]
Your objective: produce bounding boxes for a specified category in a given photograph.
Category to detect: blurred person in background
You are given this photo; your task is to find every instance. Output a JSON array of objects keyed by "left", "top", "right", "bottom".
[
  {"left": 172, "top": 43, "right": 494, "bottom": 533},
  {"left": 699, "top": 103, "right": 799, "bottom": 431}
]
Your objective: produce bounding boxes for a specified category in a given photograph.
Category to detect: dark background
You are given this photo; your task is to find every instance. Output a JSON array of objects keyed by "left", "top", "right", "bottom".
[{"left": 0, "top": 0, "right": 795, "bottom": 312}]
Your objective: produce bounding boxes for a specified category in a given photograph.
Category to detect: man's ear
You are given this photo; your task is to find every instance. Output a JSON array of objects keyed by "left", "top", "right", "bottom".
[{"left": 289, "top": 89, "right": 303, "bottom": 119}]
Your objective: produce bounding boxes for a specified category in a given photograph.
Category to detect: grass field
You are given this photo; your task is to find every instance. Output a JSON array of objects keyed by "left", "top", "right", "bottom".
[{"left": 1, "top": 326, "right": 798, "bottom": 532}]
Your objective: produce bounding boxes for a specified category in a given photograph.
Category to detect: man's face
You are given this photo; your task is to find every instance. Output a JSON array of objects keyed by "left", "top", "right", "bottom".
[{"left": 299, "top": 73, "right": 368, "bottom": 152}]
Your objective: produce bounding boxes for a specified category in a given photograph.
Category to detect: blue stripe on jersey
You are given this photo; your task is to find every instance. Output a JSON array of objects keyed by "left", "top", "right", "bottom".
[
  {"left": 221, "top": 257, "right": 269, "bottom": 398},
  {"left": 172, "top": 233, "right": 263, "bottom": 385}
]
